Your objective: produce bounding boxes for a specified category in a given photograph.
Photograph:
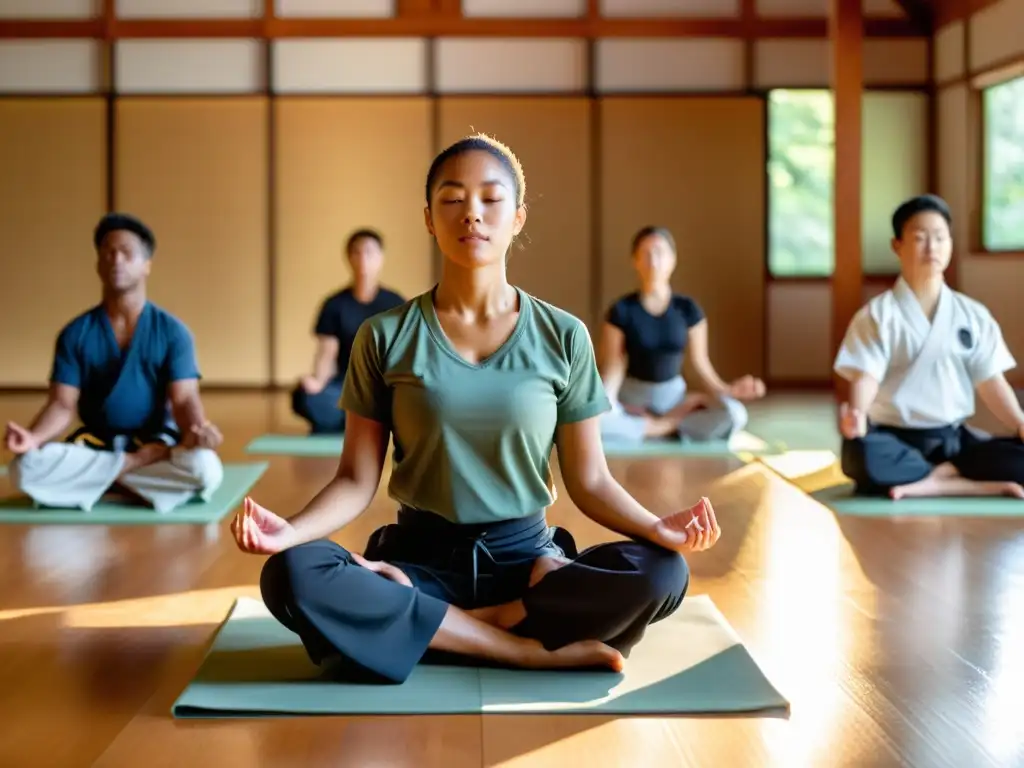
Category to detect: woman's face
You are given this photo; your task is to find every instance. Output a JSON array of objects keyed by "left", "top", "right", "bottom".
[
  {"left": 632, "top": 233, "right": 676, "bottom": 286},
  {"left": 424, "top": 150, "right": 526, "bottom": 270}
]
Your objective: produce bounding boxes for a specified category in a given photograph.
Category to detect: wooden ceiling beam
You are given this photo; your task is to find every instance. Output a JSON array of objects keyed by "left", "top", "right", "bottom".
[
  {"left": 0, "top": 15, "right": 925, "bottom": 39},
  {"left": 891, "top": 0, "right": 935, "bottom": 34}
]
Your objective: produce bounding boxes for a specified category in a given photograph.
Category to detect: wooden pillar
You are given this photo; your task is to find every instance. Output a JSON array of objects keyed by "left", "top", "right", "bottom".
[{"left": 830, "top": 0, "right": 864, "bottom": 402}]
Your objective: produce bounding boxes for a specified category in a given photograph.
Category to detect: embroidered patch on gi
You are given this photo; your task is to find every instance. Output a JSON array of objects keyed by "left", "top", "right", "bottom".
[{"left": 958, "top": 327, "right": 973, "bottom": 349}]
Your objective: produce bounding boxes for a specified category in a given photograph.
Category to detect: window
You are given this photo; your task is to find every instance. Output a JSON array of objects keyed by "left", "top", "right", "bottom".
[
  {"left": 767, "top": 89, "right": 835, "bottom": 277},
  {"left": 982, "top": 75, "right": 1024, "bottom": 251}
]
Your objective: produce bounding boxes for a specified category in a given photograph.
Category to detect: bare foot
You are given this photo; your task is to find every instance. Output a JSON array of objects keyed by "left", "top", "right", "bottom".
[
  {"left": 537, "top": 640, "right": 625, "bottom": 672},
  {"left": 118, "top": 443, "right": 171, "bottom": 476},
  {"left": 529, "top": 554, "right": 571, "bottom": 588},
  {"left": 468, "top": 555, "right": 572, "bottom": 629},
  {"left": 891, "top": 476, "right": 1024, "bottom": 499}
]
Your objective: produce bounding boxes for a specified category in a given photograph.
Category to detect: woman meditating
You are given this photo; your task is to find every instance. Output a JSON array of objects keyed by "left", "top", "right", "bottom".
[
  {"left": 599, "top": 226, "right": 766, "bottom": 444},
  {"left": 231, "top": 135, "right": 721, "bottom": 684}
]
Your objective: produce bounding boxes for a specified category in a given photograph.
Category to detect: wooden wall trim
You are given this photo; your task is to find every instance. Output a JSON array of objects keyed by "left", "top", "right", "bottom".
[
  {"left": 0, "top": 16, "right": 926, "bottom": 40},
  {"left": 830, "top": 0, "right": 864, "bottom": 402}
]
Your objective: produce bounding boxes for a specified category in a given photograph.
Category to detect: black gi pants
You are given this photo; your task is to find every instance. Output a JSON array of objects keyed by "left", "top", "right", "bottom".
[
  {"left": 841, "top": 423, "right": 1024, "bottom": 495},
  {"left": 260, "top": 507, "right": 689, "bottom": 684}
]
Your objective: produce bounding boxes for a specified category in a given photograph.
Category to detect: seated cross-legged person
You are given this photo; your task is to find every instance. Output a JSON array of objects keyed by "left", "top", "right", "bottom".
[
  {"left": 598, "top": 226, "right": 765, "bottom": 444},
  {"left": 230, "top": 135, "right": 721, "bottom": 683},
  {"left": 292, "top": 229, "right": 405, "bottom": 435},
  {"left": 835, "top": 194, "right": 1024, "bottom": 500},
  {"left": 4, "top": 213, "right": 224, "bottom": 513}
]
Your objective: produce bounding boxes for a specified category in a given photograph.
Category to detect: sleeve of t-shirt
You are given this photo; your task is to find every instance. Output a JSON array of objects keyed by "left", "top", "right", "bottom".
[
  {"left": 557, "top": 323, "right": 612, "bottom": 425},
  {"left": 604, "top": 298, "right": 628, "bottom": 330},
  {"left": 50, "top": 324, "right": 82, "bottom": 388},
  {"left": 166, "top": 321, "right": 202, "bottom": 381},
  {"left": 833, "top": 306, "right": 888, "bottom": 382},
  {"left": 339, "top": 320, "right": 391, "bottom": 424},
  {"left": 678, "top": 296, "right": 706, "bottom": 327},
  {"left": 967, "top": 306, "right": 1017, "bottom": 384},
  {"left": 313, "top": 298, "right": 339, "bottom": 337}
]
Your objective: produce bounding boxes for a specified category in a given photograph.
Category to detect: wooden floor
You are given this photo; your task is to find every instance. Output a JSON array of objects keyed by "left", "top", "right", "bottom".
[{"left": 2, "top": 392, "right": 1023, "bottom": 768}]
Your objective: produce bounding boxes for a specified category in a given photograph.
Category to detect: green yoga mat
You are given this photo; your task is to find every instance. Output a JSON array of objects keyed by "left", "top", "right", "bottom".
[
  {"left": 245, "top": 434, "right": 343, "bottom": 457},
  {"left": 171, "top": 594, "right": 789, "bottom": 718},
  {"left": 603, "top": 430, "right": 782, "bottom": 458},
  {"left": 811, "top": 482, "right": 1024, "bottom": 517},
  {"left": 0, "top": 462, "right": 267, "bottom": 525}
]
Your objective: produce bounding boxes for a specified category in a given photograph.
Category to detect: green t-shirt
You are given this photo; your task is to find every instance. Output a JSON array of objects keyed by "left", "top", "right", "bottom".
[{"left": 340, "top": 286, "right": 611, "bottom": 525}]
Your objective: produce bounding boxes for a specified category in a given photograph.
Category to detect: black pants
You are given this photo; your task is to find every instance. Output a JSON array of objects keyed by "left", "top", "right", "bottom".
[
  {"left": 291, "top": 377, "right": 345, "bottom": 434},
  {"left": 841, "top": 423, "right": 1024, "bottom": 495},
  {"left": 260, "top": 508, "right": 689, "bottom": 684}
]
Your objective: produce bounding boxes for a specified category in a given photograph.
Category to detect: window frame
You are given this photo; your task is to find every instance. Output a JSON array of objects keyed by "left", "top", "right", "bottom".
[{"left": 977, "top": 68, "right": 1024, "bottom": 254}]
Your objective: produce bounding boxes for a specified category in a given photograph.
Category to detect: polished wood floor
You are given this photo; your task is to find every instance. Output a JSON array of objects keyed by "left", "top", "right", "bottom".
[{"left": 1, "top": 392, "right": 1022, "bottom": 768}]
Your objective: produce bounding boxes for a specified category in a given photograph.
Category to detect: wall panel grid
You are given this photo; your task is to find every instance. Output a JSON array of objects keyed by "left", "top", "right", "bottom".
[
  {"left": 596, "top": 39, "right": 745, "bottom": 93},
  {"left": 115, "top": 0, "right": 260, "bottom": 18},
  {"left": 115, "top": 40, "right": 265, "bottom": 94},
  {"left": 434, "top": 38, "right": 588, "bottom": 94},
  {"left": 272, "top": 39, "right": 427, "bottom": 94},
  {"left": 275, "top": 0, "right": 394, "bottom": 17},
  {"left": 754, "top": 38, "right": 929, "bottom": 88},
  {"left": 0, "top": 40, "right": 103, "bottom": 94},
  {"left": 0, "top": 0, "right": 98, "bottom": 18}
]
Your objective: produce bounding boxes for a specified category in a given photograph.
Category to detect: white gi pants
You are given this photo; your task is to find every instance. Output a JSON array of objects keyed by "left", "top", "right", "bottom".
[{"left": 9, "top": 442, "right": 224, "bottom": 514}]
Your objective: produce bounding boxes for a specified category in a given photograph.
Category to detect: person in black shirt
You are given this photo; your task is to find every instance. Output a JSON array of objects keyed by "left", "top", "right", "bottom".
[
  {"left": 291, "top": 229, "right": 405, "bottom": 434},
  {"left": 598, "top": 226, "right": 766, "bottom": 443}
]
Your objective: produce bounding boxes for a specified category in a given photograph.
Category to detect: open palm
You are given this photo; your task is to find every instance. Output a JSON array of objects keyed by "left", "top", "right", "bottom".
[{"left": 231, "top": 496, "right": 297, "bottom": 555}]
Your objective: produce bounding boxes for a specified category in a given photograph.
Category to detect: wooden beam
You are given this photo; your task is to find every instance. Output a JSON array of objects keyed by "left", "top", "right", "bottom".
[
  {"left": 891, "top": 0, "right": 934, "bottom": 34},
  {"left": 830, "top": 0, "right": 865, "bottom": 402},
  {"left": 0, "top": 15, "right": 925, "bottom": 39}
]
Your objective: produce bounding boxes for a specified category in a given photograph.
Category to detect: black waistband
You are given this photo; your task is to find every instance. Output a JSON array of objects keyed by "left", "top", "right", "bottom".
[
  {"left": 396, "top": 506, "right": 548, "bottom": 542},
  {"left": 872, "top": 423, "right": 961, "bottom": 439}
]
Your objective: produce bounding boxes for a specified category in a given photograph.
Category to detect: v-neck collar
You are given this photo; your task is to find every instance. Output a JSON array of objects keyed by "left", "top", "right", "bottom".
[
  {"left": 893, "top": 277, "right": 948, "bottom": 340},
  {"left": 420, "top": 286, "right": 529, "bottom": 369},
  {"left": 100, "top": 301, "right": 150, "bottom": 361}
]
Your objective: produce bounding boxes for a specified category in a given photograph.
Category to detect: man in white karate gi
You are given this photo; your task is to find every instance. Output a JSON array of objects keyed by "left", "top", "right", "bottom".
[{"left": 834, "top": 194, "right": 1024, "bottom": 499}]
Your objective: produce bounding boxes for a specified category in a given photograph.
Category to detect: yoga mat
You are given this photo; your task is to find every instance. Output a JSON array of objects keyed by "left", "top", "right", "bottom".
[
  {"left": 171, "top": 594, "right": 789, "bottom": 718},
  {"left": 759, "top": 453, "right": 1024, "bottom": 517},
  {"left": 245, "top": 434, "right": 343, "bottom": 457},
  {"left": 603, "top": 430, "right": 782, "bottom": 458},
  {"left": 0, "top": 462, "right": 268, "bottom": 525},
  {"left": 811, "top": 482, "right": 1024, "bottom": 517}
]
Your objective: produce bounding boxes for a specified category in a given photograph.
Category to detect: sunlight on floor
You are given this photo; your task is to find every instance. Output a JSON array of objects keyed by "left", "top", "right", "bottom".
[
  {"left": 0, "top": 585, "right": 261, "bottom": 627},
  {"left": 754, "top": 473, "right": 874, "bottom": 766},
  {"left": 983, "top": 538, "right": 1024, "bottom": 763}
]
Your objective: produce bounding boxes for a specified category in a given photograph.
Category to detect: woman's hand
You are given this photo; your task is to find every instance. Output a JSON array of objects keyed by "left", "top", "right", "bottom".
[
  {"left": 652, "top": 497, "right": 721, "bottom": 553},
  {"left": 728, "top": 375, "right": 766, "bottom": 401},
  {"left": 350, "top": 552, "right": 413, "bottom": 587},
  {"left": 231, "top": 496, "right": 299, "bottom": 555}
]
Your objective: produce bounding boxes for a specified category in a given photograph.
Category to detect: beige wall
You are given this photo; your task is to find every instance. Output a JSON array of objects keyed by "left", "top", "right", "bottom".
[
  {"left": 0, "top": 99, "right": 106, "bottom": 387},
  {"left": 934, "top": 0, "right": 1024, "bottom": 384},
  {"left": 0, "top": 8, "right": 934, "bottom": 389}
]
